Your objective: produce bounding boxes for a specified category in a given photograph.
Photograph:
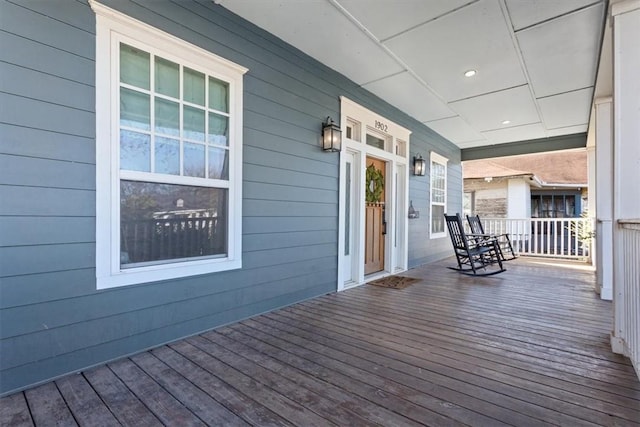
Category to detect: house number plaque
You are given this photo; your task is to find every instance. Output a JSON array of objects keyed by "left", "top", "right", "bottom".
[{"left": 374, "top": 120, "right": 388, "bottom": 133}]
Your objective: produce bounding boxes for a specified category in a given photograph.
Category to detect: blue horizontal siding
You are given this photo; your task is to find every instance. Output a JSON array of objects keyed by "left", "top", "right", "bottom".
[{"left": 0, "top": 0, "right": 460, "bottom": 395}]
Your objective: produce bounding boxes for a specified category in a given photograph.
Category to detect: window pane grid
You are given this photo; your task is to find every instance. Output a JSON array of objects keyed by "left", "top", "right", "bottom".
[
  {"left": 430, "top": 156, "right": 447, "bottom": 236},
  {"left": 119, "top": 43, "right": 231, "bottom": 182}
]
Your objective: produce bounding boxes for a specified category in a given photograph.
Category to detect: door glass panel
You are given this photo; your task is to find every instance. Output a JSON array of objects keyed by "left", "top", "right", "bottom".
[{"left": 345, "top": 162, "right": 351, "bottom": 256}]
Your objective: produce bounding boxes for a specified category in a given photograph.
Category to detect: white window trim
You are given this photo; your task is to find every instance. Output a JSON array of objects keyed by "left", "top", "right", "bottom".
[
  {"left": 92, "top": 1, "right": 248, "bottom": 289},
  {"left": 430, "top": 151, "right": 448, "bottom": 239}
]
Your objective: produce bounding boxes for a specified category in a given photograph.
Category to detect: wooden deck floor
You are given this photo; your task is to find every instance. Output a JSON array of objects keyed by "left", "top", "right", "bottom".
[{"left": 2, "top": 258, "right": 639, "bottom": 426}]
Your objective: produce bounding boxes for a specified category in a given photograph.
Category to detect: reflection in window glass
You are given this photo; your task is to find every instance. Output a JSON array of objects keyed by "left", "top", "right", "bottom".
[
  {"left": 120, "top": 43, "right": 149, "bottom": 89},
  {"left": 209, "top": 76, "right": 229, "bottom": 113},
  {"left": 208, "top": 113, "right": 228, "bottom": 146},
  {"left": 154, "top": 57, "right": 179, "bottom": 98},
  {"left": 155, "top": 137, "right": 180, "bottom": 175},
  {"left": 120, "top": 130, "right": 150, "bottom": 172},
  {"left": 208, "top": 147, "right": 229, "bottom": 180},
  {"left": 184, "top": 106, "right": 205, "bottom": 141},
  {"left": 184, "top": 143, "right": 205, "bottom": 178},
  {"left": 155, "top": 98, "right": 179, "bottom": 136},
  {"left": 120, "top": 181, "right": 227, "bottom": 266},
  {"left": 184, "top": 67, "right": 205, "bottom": 106},
  {"left": 120, "top": 88, "right": 150, "bottom": 130},
  {"left": 430, "top": 153, "right": 448, "bottom": 236},
  {"left": 366, "top": 134, "right": 385, "bottom": 150},
  {"left": 114, "top": 42, "right": 239, "bottom": 274}
]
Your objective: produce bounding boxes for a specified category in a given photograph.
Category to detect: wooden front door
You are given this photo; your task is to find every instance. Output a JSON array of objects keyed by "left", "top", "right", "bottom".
[{"left": 364, "top": 157, "right": 385, "bottom": 275}]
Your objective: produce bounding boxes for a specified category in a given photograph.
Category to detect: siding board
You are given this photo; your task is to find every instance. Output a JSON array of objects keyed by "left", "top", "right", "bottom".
[
  {"left": 0, "top": 31, "right": 95, "bottom": 85},
  {"left": 244, "top": 164, "right": 337, "bottom": 191},
  {"left": 0, "top": 186, "right": 95, "bottom": 216},
  {"left": 0, "top": 92, "right": 95, "bottom": 138},
  {"left": 0, "top": 61, "right": 95, "bottom": 111},
  {"left": 0, "top": 123, "right": 95, "bottom": 164},
  {"left": 0, "top": 243, "right": 95, "bottom": 277},
  {"left": 0, "top": 217, "right": 95, "bottom": 247},
  {"left": 0, "top": 0, "right": 94, "bottom": 59},
  {"left": 0, "top": 154, "right": 95, "bottom": 190}
]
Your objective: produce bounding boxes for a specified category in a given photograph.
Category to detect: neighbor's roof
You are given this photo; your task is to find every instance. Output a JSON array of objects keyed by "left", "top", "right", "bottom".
[{"left": 463, "top": 150, "right": 587, "bottom": 185}]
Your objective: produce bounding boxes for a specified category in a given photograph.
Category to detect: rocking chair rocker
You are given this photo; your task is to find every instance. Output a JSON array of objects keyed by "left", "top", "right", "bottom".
[{"left": 444, "top": 213, "right": 506, "bottom": 276}]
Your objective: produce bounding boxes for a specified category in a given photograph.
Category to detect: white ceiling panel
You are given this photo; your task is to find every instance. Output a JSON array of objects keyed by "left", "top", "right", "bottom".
[
  {"left": 449, "top": 85, "right": 540, "bottom": 131},
  {"left": 218, "top": 0, "right": 403, "bottom": 84},
  {"left": 482, "top": 123, "right": 547, "bottom": 144},
  {"left": 538, "top": 88, "right": 593, "bottom": 130},
  {"left": 384, "top": 0, "right": 526, "bottom": 102},
  {"left": 221, "top": 0, "right": 605, "bottom": 148},
  {"left": 506, "top": 0, "right": 600, "bottom": 31},
  {"left": 547, "top": 124, "right": 588, "bottom": 137},
  {"left": 337, "top": 0, "right": 471, "bottom": 41},
  {"left": 363, "top": 72, "right": 455, "bottom": 122},
  {"left": 424, "top": 116, "right": 486, "bottom": 144},
  {"left": 516, "top": 3, "right": 604, "bottom": 97}
]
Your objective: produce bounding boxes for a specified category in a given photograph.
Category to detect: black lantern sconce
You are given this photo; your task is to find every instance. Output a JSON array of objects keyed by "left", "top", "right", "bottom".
[
  {"left": 322, "top": 116, "right": 342, "bottom": 152},
  {"left": 413, "top": 154, "right": 426, "bottom": 176}
]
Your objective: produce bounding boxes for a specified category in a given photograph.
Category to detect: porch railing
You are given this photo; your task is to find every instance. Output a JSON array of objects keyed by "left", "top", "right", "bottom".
[
  {"left": 618, "top": 219, "right": 640, "bottom": 376},
  {"left": 472, "top": 218, "right": 593, "bottom": 260}
]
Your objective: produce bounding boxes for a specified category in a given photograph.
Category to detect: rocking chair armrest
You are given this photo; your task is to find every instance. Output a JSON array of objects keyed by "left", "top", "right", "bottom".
[{"left": 466, "top": 233, "right": 499, "bottom": 247}]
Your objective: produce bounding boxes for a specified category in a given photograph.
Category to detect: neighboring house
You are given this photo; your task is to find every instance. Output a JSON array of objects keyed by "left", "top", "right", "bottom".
[
  {"left": 0, "top": 0, "right": 460, "bottom": 395},
  {"left": 463, "top": 150, "right": 587, "bottom": 219}
]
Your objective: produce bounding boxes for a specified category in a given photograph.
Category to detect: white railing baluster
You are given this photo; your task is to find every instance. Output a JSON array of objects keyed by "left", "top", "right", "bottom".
[
  {"left": 477, "top": 217, "right": 592, "bottom": 261},
  {"left": 616, "top": 220, "right": 640, "bottom": 379}
]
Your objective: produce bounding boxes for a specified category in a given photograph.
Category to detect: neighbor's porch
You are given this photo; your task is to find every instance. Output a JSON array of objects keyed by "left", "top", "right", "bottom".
[{"left": 1, "top": 258, "right": 639, "bottom": 426}]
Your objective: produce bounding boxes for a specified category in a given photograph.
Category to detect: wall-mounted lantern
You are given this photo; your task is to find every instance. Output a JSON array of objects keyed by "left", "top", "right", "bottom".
[
  {"left": 413, "top": 154, "right": 426, "bottom": 176},
  {"left": 322, "top": 116, "right": 342, "bottom": 152}
]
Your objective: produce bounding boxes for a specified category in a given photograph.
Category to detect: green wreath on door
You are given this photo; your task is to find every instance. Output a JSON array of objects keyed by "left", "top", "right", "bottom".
[{"left": 365, "top": 163, "right": 384, "bottom": 203}]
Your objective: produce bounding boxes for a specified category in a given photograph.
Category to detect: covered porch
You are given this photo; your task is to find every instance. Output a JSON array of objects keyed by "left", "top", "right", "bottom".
[{"left": 3, "top": 258, "right": 638, "bottom": 426}]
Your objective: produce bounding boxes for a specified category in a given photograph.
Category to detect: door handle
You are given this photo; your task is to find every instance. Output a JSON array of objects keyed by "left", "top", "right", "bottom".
[{"left": 382, "top": 205, "right": 387, "bottom": 235}]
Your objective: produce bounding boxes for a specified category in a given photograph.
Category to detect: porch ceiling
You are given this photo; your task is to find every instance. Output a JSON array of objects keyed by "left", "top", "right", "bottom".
[{"left": 217, "top": 0, "right": 607, "bottom": 149}]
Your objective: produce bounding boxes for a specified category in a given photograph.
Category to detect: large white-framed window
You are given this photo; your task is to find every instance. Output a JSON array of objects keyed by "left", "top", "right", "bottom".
[
  {"left": 430, "top": 152, "right": 448, "bottom": 238},
  {"left": 92, "top": 1, "right": 247, "bottom": 289}
]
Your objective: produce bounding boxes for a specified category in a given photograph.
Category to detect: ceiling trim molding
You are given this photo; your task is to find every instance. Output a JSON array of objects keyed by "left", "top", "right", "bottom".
[
  {"left": 612, "top": 0, "right": 640, "bottom": 16},
  {"left": 461, "top": 133, "right": 587, "bottom": 160}
]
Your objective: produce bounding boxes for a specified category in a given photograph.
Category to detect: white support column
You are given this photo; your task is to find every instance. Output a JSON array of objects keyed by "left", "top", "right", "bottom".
[
  {"left": 586, "top": 109, "right": 596, "bottom": 268},
  {"left": 611, "top": 0, "right": 640, "bottom": 356},
  {"left": 594, "top": 97, "right": 613, "bottom": 300}
]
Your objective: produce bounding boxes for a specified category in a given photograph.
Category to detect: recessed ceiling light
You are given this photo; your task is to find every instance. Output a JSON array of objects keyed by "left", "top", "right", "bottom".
[
  {"left": 464, "top": 69, "right": 477, "bottom": 77},
  {"left": 502, "top": 120, "right": 511, "bottom": 125}
]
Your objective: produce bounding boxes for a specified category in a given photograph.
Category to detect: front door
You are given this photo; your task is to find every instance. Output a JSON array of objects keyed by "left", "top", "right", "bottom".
[{"left": 364, "top": 157, "right": 386, "bottom": 275}]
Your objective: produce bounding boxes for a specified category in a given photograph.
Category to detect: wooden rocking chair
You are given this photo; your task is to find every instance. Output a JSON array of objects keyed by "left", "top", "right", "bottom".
[
  {"left": 444, "top": 213, "right": 506, "bottom": 276},
  {"left": 466, "top": 214, "right": 517, "bottom": 261}
]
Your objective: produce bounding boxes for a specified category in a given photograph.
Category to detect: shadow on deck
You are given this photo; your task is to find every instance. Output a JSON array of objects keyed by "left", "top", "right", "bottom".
[{"left": 2, "top": 258, "right": 639, "bottom": 426}]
